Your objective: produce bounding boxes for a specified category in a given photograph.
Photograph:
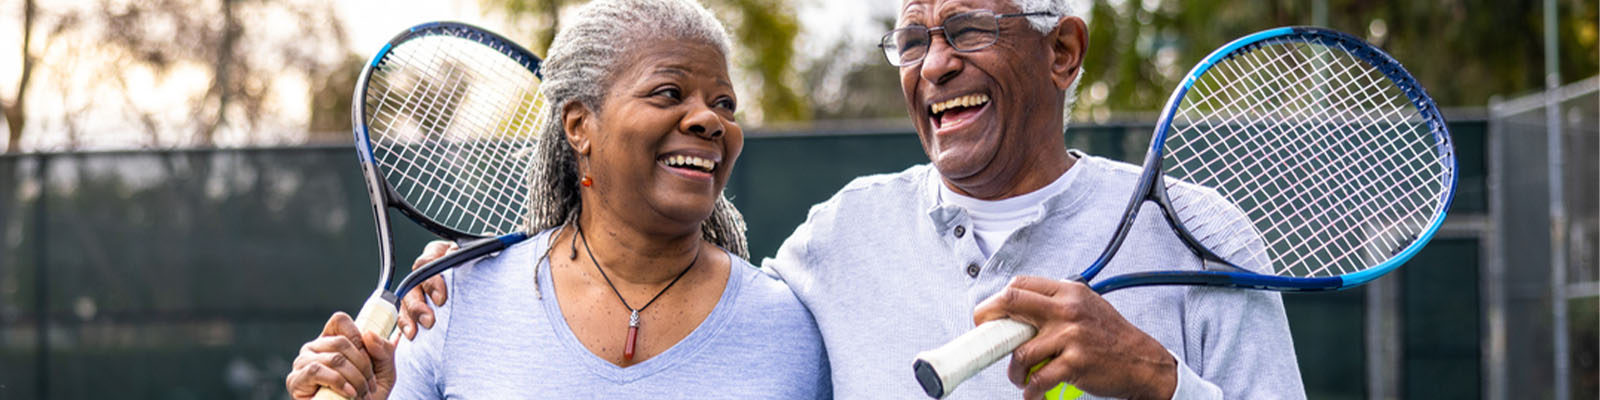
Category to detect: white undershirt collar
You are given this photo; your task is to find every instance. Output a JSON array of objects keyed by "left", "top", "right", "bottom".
[{"left": 936, "top": 160, "right": 1084, "bottom": 258}]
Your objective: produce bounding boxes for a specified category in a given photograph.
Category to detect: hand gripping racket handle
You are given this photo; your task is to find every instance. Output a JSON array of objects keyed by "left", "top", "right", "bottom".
[
  {"left": 312, "top": 291, "right": 399, "bottom": 400},
  {"left": 912, "top": 319, "right": 1037, "bottom": 398}
]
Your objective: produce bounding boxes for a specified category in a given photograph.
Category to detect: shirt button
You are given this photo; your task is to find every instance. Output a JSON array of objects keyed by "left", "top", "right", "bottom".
[
  {"left": 965, "top": 263, "right": 981, "bottom": 277},
  {"left": 953, "top": 226, "right": 966, "bottom": 238}
]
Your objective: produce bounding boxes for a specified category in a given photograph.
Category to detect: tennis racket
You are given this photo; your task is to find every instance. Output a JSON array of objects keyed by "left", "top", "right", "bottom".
[
  {"left": 912, "top": 27, "right": 1456, "bottom": 398},
  {"left": 313, "top": 21, "right": 544, "bottom": 400}
]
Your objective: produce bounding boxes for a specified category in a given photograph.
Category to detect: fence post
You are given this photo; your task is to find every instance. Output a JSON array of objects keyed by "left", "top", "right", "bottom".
[
  {"left": 1484, "top": 96, "right": 1509, "bottom": 400},
  {"left": 1543, "top": 1, "right": 1569, "bottom": 398},
  {"left": 1365, "top": 275, "right": 1401, "bottom": 400},
  {"left": 32, "top": 154, "right": 48, "bottom": 400}
]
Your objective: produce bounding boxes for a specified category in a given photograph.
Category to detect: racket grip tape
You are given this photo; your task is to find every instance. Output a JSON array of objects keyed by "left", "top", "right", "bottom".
[
  {"left": 312, "top": 292, "right": 399, "bottom": 400},
  {"left": 912, "top": 318, "right": 1037, "bottom": 398}
]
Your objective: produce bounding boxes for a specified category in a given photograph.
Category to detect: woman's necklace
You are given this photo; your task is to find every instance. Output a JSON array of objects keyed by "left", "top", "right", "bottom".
[{"left": 573, "top": 221, "right": 699, "bottom": 361}]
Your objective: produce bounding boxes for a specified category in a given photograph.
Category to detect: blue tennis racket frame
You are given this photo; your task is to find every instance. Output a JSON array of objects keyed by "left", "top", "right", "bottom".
[{"left": 1076, "top": 27, "right": 1457, "bottom": 294}]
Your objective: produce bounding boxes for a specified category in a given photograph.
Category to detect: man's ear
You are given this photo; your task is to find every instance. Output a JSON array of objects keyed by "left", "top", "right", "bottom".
[
  {"left": 1049, "top": 16, "right": 1088, "bottom": 90},
  {"left": 563, "top": 101, "right": 593, "bottom": 155}
]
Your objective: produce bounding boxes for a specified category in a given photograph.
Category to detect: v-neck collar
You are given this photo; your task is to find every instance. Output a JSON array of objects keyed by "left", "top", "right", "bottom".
[{"left": 532, "top": 231, "right": 745, "bottom": 384}]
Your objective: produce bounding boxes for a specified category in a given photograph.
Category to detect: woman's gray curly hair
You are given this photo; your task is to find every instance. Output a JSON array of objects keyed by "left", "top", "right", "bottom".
[{"left": 522, "top": 0, "right": 749, "bottom": 259}]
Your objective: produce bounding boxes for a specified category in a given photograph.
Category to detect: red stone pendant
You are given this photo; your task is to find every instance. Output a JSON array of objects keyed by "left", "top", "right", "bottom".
[{"left": 624, "top": 310, "right": 640, "bottom": 361}]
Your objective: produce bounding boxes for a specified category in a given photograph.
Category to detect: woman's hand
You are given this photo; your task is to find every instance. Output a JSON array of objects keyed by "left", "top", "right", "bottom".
[
  {"left": 396, "top": 240, "right": 457, "bottom": 339},
  {"left": 285, "top": 312, "right": 398, "bottom": 400}
]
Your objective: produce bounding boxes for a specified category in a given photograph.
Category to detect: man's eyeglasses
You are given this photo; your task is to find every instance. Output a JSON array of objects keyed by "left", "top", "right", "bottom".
[{"left": 878, "top": 10, "right": 1057, "bottom": 67}]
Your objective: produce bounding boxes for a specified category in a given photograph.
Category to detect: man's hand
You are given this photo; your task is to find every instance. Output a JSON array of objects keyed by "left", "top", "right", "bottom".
[
  {"left": 973, "top": 276, "right": 1178, "bottom": 400},
  {"left": 396, "top": 241, "right": 457, "bottom": 339},
  {"left": 285, "top": 312, "right": 397, "bottom": 400}
]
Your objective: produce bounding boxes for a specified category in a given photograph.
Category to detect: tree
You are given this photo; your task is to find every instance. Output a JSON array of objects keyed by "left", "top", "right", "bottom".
[
  {"left": 4, "top": 0, "right": 358, "bottom": 151},
  {"left": 800, "top": 16, "right": 906, "bottom": 122},
  {"left": 480, "top": 0, "right": 810, "bottom": 123},
  {"left": 88, "top": 0, "right": 358, "bottom": 147},
  {"left": 1072, "top": 0, "right": 1600, "bottom": 120},
  {"left": 3, "top": 0, "right": 37, "bottom": 153},
  {"left": 796, "top": 0, "right": 1600, "bottom": 123}
]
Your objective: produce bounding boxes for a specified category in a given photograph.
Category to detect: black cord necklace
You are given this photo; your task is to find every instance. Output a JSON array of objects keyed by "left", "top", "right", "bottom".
[{"left": 573, "top": 220, "right": 699, "bottom": 361}]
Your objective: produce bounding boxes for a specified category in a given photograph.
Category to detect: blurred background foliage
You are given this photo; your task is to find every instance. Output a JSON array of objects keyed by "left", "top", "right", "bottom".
[
  {"left": 0, "top": 0, "right": 1596, "bottom": 150},
  {"left": 481, "top": 0, "right": 809, "bottom": 122},
  {"left": 2, "top": 0, "right": 360, "bottom": 152},
  {"left": 1073, "top": 0, "right": 1600, "bottom": 120},
  {"left": 799, "top": 0, "right": 1600, "bottom": 125}
]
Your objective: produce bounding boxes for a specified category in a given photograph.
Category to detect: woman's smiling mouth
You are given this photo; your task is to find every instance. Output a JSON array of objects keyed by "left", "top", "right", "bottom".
[{"left": 658, "top": 152, "right": 719, "bottom": 180}]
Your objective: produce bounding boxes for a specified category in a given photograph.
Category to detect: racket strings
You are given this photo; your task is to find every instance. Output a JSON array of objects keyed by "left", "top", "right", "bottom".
[
  {"left": 1162, "top": 39, "right": 1446, "bottom": 278},
  {"left": 394, "top": 59, "right": 488, "bottom": 227},
  {"left": 1206, "top": 43, "right": 1433, "bottom": 275},
  {"left": 1170, "top": 45, "right": 1364, "bottom": 265},
  {"left": 1222, "top": 44, "right": 1440, "bottom": 275},
  {"left": 1203, "top": 45, "right": 1440, "bottom": 276},
  {"left": 366, "top": 34, "right": 547, "bottom": 236},
  {"left": 377, "top": 52, "right": 519, "bottom": 232},
  {"left": 374, "top": 40, "right": 482, "bottom": 218},
  {"left": 1255, "top": 43, "right": 1441, "bottom": 275}
]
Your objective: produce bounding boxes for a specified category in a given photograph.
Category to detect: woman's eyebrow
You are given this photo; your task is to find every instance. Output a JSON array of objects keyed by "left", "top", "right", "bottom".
[{"left": 652, "top": 66, "right": 732, "bottom": 89}]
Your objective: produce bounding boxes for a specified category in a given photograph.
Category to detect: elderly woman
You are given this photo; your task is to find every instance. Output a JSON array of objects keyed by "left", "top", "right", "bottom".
[{"left": 282, "top": 0, "right": 830, "bottom": 397}]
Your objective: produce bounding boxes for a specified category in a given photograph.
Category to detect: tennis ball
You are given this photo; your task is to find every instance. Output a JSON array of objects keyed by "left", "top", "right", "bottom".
[
  {"left": 1045, "top": 383, "right": 1085, "bottom": 400},
  {"left": 1028, "top": 361, "right": 1084, "bottom": 400}
]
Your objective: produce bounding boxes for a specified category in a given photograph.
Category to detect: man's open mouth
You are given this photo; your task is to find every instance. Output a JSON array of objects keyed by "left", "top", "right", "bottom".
[{"left": 930, "top": 93, "right": 990, "bottom": 129}]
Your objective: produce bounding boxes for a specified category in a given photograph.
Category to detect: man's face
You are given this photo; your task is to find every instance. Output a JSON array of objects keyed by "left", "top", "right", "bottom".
[{"left": 897, "top": 0, "right": 1068, "bottom": 197}]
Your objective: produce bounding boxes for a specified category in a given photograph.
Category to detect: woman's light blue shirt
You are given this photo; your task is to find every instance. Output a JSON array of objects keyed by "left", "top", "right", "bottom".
[{"left": 391, "top": 229, "right": 831, "bottom": 399}]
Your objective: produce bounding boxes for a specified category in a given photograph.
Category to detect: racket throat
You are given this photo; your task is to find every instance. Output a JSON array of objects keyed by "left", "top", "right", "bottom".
[
  {"left": 1153, "top": 183, "right": 1250, "bottom": 275},
  {"left": 1200, "top": 258, "right": 1252, "bottom": 274}
]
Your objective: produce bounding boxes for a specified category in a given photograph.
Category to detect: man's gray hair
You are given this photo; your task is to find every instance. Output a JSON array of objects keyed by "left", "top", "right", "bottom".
[
  {"left": 522, "top": 0, "right": 749, "bottom": 259},
  {"left": 1007, "top": 0, "right": 1082, "bottom": 124}
]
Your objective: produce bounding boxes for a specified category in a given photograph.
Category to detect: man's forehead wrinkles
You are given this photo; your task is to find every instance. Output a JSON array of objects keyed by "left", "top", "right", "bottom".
[
  {"left": 900, "top": 0, "right": 926, "bottom": 23},
  {"left": 901, "top": 0, "right": 996, "bottom": 23}
]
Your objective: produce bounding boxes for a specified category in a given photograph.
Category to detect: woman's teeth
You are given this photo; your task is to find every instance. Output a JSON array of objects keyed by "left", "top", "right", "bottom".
[{"left": 663, "top": 154, "right": 716, "bottom": 172}]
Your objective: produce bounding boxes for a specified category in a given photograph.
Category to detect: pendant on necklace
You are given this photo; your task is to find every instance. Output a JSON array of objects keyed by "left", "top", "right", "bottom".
[{"left": 624, "top": 310, "right": 640, "bottom": 361}]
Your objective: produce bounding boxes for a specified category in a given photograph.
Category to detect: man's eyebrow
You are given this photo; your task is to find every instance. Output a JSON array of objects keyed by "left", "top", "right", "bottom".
[
  {"left": 898, "top": 11, "right": 922, "bottom": 26},
  {"left": 653, "top": 66, "right": 688, "bottom": 77}
]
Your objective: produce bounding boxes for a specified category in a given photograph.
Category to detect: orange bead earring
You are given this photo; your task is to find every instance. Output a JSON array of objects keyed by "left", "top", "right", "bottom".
[{"left": 581, "top": 176, "right": 593, "bottom": 187}]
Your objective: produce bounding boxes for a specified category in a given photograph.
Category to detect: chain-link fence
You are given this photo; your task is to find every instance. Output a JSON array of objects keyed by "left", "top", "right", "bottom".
[
  {"left": 1487, "top": 75, "right": 1599, "bottom": 400},
  {"left": 1, "top": 119, "right": 1496, "bottom": 399}
]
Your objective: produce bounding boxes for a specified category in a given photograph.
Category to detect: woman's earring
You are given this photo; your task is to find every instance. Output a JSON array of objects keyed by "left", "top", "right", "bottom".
[{"left": 579, "top": 155, "right": 593, "bottom": 187}]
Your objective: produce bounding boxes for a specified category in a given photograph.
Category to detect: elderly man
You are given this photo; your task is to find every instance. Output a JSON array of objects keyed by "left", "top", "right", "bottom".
[{"left": 400, "top": 0, "right": 1305, "bottom": 398}]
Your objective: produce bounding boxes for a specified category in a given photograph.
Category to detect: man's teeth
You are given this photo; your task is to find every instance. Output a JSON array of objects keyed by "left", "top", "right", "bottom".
[
  {"left": 664, "top": 155, "right": 716, "bottom": 172},
  {"left": 930, "top": 93, "right": 990, "bottom": 115}
]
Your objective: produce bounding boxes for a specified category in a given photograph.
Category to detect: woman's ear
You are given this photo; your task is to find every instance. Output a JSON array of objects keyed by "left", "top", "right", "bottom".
[
  {"left": 563, "top": 101, "right": 593, "bottom": 155},
  {"left": 1049, "top": 16, "right": 1088, "bottom": 90}
]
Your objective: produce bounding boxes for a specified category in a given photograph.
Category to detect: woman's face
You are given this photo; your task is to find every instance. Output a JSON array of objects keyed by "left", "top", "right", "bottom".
[{"left": 568, "top": 39, "right": 742, "bottom": 235}]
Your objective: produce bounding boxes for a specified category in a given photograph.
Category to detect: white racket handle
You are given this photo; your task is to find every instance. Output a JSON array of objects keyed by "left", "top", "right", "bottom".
[
  {"left": 312, "top": 292, "right": 398, "bottom": 400},
  {"left": 912, "top": 318, "right": 1037, "bottom": 398}
]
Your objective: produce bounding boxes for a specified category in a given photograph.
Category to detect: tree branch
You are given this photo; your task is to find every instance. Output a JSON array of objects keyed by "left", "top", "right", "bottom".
[{"left": 5, "top": 0, "right": 36, "bottom": 153}]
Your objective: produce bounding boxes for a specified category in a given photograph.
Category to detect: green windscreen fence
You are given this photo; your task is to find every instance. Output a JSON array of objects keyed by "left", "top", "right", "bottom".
[{"left": 0, "top": 120, "right": 1487, "bottom": 399}]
